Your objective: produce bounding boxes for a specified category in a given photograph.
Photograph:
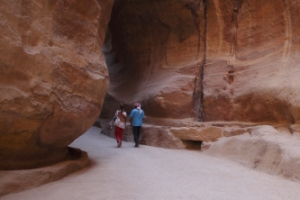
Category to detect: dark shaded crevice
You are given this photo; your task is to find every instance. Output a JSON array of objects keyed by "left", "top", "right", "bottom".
[
  {"left": 103, "top": 0, "right": 210, "bottom": 119},
  {"left": 104, "top": 1, "right": 171, "bottom": 97},
  {"left": 230, "top": 0, "right": 244, "bottom": 55},
  {"left": 186, "top": 1, "right": 202, "bottom": 120},
  {"left": 182, "top": 140, "right": 203, "bottom": 150},
  {"left": 198, "top": 0, "right": 207, "bottom": 121},
  {"left": 188, "top": 0, "right": 207, "bottom": 122}
]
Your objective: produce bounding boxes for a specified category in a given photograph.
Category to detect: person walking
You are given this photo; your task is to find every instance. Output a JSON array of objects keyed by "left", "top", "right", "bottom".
[
  {"left": 130, "top": 102, "right": 145, "bottom": 147},
  {"left": 113, "top": 104, "right": 127, "bottom": 147}
]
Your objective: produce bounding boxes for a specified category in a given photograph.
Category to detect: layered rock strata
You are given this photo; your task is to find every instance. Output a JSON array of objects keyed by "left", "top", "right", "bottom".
[{"left": 0, "top": 0, "right": 113, "bottom": 170}]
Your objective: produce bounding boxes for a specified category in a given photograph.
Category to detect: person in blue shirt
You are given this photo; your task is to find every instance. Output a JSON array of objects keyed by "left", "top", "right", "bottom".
[{"left": 130, "top": 102, "right": 145, "bottom": 147}]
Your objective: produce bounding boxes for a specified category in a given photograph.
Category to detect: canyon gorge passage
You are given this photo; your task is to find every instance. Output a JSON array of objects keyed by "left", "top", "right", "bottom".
[{"left": 1, "top": 0, "right": 300, "bottom": 197}]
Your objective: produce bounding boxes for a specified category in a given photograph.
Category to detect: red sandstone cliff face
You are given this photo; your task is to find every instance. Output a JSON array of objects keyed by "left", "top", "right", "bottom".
[
  {"left": 103, "top": 0, "right": 300, "bottom": 124},
  {"left": 0, "top": 0, "right": 113, "bottom": 170},
  {"left": 204, "top": 0, "right": 300, "bottom": 123}
]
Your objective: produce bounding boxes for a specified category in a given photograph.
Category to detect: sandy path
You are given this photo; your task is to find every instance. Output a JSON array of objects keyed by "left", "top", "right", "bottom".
[{"left": 2, "top": 126, "right": 300, "bottom": 200}]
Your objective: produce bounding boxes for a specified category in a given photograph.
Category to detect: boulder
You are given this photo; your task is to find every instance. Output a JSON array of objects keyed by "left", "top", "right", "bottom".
[{"left": 0, "top": 0, "right": 113, "bottom": 170}]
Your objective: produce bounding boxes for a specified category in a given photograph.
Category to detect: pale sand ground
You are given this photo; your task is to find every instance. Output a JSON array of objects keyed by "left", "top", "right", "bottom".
[{"left": 2, "top": 126, "right": 300, "bottom": 200}]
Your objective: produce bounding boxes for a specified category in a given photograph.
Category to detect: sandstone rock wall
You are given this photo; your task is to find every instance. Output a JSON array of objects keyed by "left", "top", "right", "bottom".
[
  {"left": 204, "top": 0, "right": 300, "bottom": 123},
  {"left": 0, "top": 0, "right": 113, "bottom": 170},
  {"left": 2, "top": 0, "right": 300, "bottom": 170},
  {"left": 102, "top": 0, "right": 300, "bottom": 124},
  {"left": 103, "top": 0, "right": 205, "bottom": 118}
]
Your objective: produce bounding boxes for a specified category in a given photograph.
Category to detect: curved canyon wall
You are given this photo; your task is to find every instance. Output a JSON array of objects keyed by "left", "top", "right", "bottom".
[
  {"left": 100, "top": 0, "right": 300, "bottom": 182},
  {"left": 1, "top": 0, "right": 300, "bottom": 170},
  {"left": 103, "top": 0, "right": 205, "bottom": 119},
  {"left": 103, "top": 0, "right": 300, "bottom": 124},
  {"left": 0, "top": 0, "right": 113, "bottom": 170}
]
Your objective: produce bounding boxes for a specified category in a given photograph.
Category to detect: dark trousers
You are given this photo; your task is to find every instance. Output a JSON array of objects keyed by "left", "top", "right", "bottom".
[{"left": 133, "top": 126, "right": 141, "bottom": 146}]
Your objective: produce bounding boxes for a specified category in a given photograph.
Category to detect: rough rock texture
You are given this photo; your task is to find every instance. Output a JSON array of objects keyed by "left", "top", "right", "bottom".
[{"left": 0, "top": 0, "right": 113, "bottom": 170}]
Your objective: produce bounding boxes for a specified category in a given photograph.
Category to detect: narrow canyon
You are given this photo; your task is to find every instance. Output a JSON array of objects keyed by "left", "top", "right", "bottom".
[{"left": 1, "top": 0, "right": 300, "bottom": 196}]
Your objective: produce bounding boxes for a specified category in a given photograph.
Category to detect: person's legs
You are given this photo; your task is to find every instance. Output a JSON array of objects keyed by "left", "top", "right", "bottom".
[
  {"left": 133, "top": 126, "right": 141, "bottom": 147},
  {"left": 119, "top": 128, "right": 124, "bottom": 147},
  {"left": 136, "top": 126, "right": 141, "bottom": 146},
  {"left": 114, "top": 127, "right": 119, "bottom": 143},
  {"left": 133, "top": 126, "right": 138, "bottom": 147},
  {"left": 115, "top": 126, "right": 122, "bottom": 147},
  {"left": 133, "top": 126, "right": 137, "bottom": 146}
]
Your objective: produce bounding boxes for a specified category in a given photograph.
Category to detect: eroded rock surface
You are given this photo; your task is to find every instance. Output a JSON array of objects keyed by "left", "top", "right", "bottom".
[
  {"left": 203, "top": 0, "right": 300, "bottom": 123},
  {"left": 0, "top": 0, "right": 113, "bottom": 170},
  {"left": 102, "top": 0, "right": 300, "bottom": 124}
]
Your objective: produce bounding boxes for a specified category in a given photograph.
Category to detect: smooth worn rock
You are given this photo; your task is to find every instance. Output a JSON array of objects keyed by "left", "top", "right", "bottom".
[
  {"left": 203, "top": 0, "right": 300, "bottom": 123},
  {"left": 0, "top": 0, "right": 113, "bottom": 170},
  {"left": 0, "top": 148, "right": 89, "bottom": 197},
  {"left": 223, "top": 127, "right": 248, "bottom": 137},
  {"left": 102, "top": 0, "right": 205, "bottom": 119},
  {"left": 102, "top": 0, "right": 300, "bottom": 125},
  {"left": 247, "top": 125, "right": 279, "bottom": 136},
  {"left": 204, "top": 131, "right": 300, "bottom": 183}
]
